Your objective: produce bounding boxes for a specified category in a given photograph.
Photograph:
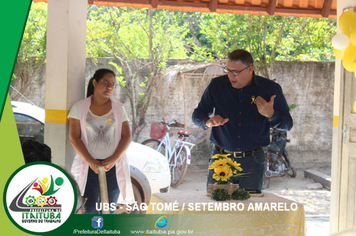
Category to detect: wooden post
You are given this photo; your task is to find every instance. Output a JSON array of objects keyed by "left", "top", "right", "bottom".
[
  {"left": 182, "top": 74, "right": 188, "bottom": 132},
  {"left": 159, "top": 76, "right": 166, "bottom": 122}
]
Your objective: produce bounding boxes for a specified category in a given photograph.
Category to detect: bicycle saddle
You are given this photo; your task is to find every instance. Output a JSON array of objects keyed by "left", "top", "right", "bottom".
[{"left": 178, "top": 131, "right": 190, "bottom": 137}]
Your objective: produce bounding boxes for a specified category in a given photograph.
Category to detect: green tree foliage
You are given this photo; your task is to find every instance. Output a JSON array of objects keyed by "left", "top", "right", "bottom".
[
  {"left": 86, "top": 7, "right": 189, "bottom": 139},
  {"left": 11, "top": 3, "right": 47, "bottom": 101},
  {"left": 186, "top": 14, "right": 336, "bottom": 78},
  {"left": 12, "top": 4, "right": 336, "bottom": 139}
]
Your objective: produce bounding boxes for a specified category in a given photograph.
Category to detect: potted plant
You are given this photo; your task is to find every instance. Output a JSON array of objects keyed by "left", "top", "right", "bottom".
[{"left": 207, "top": 153, "right": 250, "bottom": 201}]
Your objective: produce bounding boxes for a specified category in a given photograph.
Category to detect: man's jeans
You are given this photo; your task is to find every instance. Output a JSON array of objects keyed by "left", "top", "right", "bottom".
[
  {"left": 84, "top": 163, "right": 120, "bottom": 214},
  {"left": 207, "top": 148, "right": 266, "bottom": 191}
]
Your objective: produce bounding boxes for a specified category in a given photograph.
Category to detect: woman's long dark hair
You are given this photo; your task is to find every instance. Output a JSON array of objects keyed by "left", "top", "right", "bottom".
[{"left": 86, "top": 69, "right": 116, "bottom": 98}]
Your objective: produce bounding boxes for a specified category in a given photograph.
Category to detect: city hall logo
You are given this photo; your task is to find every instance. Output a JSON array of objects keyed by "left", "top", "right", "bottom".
[{"left": 4, "top": 162, "right": 76, "bottom": 234}]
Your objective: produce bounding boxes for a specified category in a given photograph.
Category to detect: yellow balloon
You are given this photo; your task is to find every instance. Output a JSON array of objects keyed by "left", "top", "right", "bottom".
[
  {"left": 334, "top": 48, "right": 345, "bottom": 59},
  {"left": 343, "top": 60, "right": 356, "bottom": 72},
  {"left": 350, "top": 27, "right": 356, "bottom": 46},
  {"left": 344, "top": 44, "right": 356, "bottom": 62},
  {"left": 354, "top": 101, "right": 356, "bottom": 113},
  {"left": 340, "top": 11, "right": 356, "bottom": 37},
  {"left": 343, "top": 44, "right": 356, "bottom": 72}
]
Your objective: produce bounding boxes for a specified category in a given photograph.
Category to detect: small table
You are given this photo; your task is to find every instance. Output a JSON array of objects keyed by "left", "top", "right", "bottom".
[{"left": 147, "top": 192, "right": 305, "bottom": 236}]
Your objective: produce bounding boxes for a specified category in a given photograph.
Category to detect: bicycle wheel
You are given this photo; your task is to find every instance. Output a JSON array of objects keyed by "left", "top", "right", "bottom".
[
  {"left": 141, "top": 139, "right": 166, "bottom": 156},
  {"left": 170, "top": 147, "right": 188, "bottom": 188},
  {"left": 283, "top": 154, "right": 297, "bottom": 178}
]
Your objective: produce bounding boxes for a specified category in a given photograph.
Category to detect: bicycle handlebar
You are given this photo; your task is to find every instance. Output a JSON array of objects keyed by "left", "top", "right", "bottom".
[{"left": 161, "top": 120, "right": 184, "bottom": 128}]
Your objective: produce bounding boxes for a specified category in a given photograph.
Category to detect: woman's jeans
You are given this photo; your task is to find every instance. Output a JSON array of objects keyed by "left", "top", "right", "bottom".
[
  {"left": 84, "top": 163, "right": 120, "bottom": 214},
  {"left": 207, "top": 148, "right": 266, "bottom": 191}
]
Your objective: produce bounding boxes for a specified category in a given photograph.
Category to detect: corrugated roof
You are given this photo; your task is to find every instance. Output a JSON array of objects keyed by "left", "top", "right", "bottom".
[{"left": 33, "top": 0, "right": 337, "bottom": 19}]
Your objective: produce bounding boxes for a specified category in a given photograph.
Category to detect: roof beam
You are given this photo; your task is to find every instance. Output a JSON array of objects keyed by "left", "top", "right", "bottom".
[
  {"left": 274, "top": 7, "right": 336, "bottom": 16},
  {"left": 209, "top": 0, "right": 218, "bottom": 12},
  {"left": 218, "top": 5, "right": 267, "bottom": 12},
  {"left": 218, "top": 4, "right": 336, "bottom": 17},
  {"left": 161, "top": 0, "right": 209, "bottom": 9},
  {"left": 94, "top": 0, "right": 147, "bottom": 4},
  {"left": 267, "top": 0, "right": 277, "bottom": 15},
  {"left": 321, "top": 0, "right": 333, "bottom": 18},
  {"left": 151, "top": 0, "right": 158, "bottom": 9},
  {"left": 90, "top": 0, "right": 336, "bottom": 18}
]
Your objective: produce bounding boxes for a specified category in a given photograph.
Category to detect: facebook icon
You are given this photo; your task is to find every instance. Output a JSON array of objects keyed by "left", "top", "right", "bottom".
[{"left": 91, "top": 216, "right": 104, "bottom": 229}]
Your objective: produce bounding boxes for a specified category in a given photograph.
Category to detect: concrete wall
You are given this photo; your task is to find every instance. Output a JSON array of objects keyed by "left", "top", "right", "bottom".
[
  {"left": 270, "top": 61, "right": 334, "bottom": 170},
  {"left": 10, "top": 59, "right": 334, "bottom": 170}
]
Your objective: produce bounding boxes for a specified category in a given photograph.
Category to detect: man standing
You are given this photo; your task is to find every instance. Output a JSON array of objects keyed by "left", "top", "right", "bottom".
[{"left": 192, "top": 49, "right": 293, "bottom": 191}]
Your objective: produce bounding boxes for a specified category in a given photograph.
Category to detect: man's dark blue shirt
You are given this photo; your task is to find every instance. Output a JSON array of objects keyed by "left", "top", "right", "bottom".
[{"left": 192, "top": 73, "right": 293, "bottom": 152}]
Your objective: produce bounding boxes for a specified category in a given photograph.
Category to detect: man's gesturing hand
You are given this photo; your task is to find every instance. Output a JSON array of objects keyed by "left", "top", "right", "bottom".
[
  {"left": 205, "top": 115, "right": 229, "bottom": 127},
  {"left": 255, "top": 95, "right": 276, "bottom": 119}
]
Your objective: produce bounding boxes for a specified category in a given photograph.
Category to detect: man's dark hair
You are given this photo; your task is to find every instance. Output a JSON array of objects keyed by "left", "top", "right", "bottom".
[
  {"left": 228, "top": 49, "right": 254, "bottom": 66},
  {"left": 22, "top": 140, "right": 52, "bottom": 164}
]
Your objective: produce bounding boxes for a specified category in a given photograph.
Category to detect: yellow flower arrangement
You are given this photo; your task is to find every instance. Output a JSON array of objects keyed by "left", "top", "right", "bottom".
[
  {"left": 213, "top": 166, "right": 233, "bottom": 182},
  {"left": 209, "top": 158, "right": 228, "bottom": 170},
  {"left": 209, "top": 153, "right": 247, "bottom": 184},
  {"left": 227, "top": 159, "right": 243, "bottom": 174}
]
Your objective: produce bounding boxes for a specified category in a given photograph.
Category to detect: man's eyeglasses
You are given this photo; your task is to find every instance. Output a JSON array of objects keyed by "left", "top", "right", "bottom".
[
  {"left": 102, "top": 80, "right": 116, "bottom": 88},
  {"left": 223, "top": 65, "right": 250, "bottom": 76}
]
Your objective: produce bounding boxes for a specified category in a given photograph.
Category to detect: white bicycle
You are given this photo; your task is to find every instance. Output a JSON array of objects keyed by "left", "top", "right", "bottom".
[{"left": 142, "top": 121, "right": 195, "bottom": 188}]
